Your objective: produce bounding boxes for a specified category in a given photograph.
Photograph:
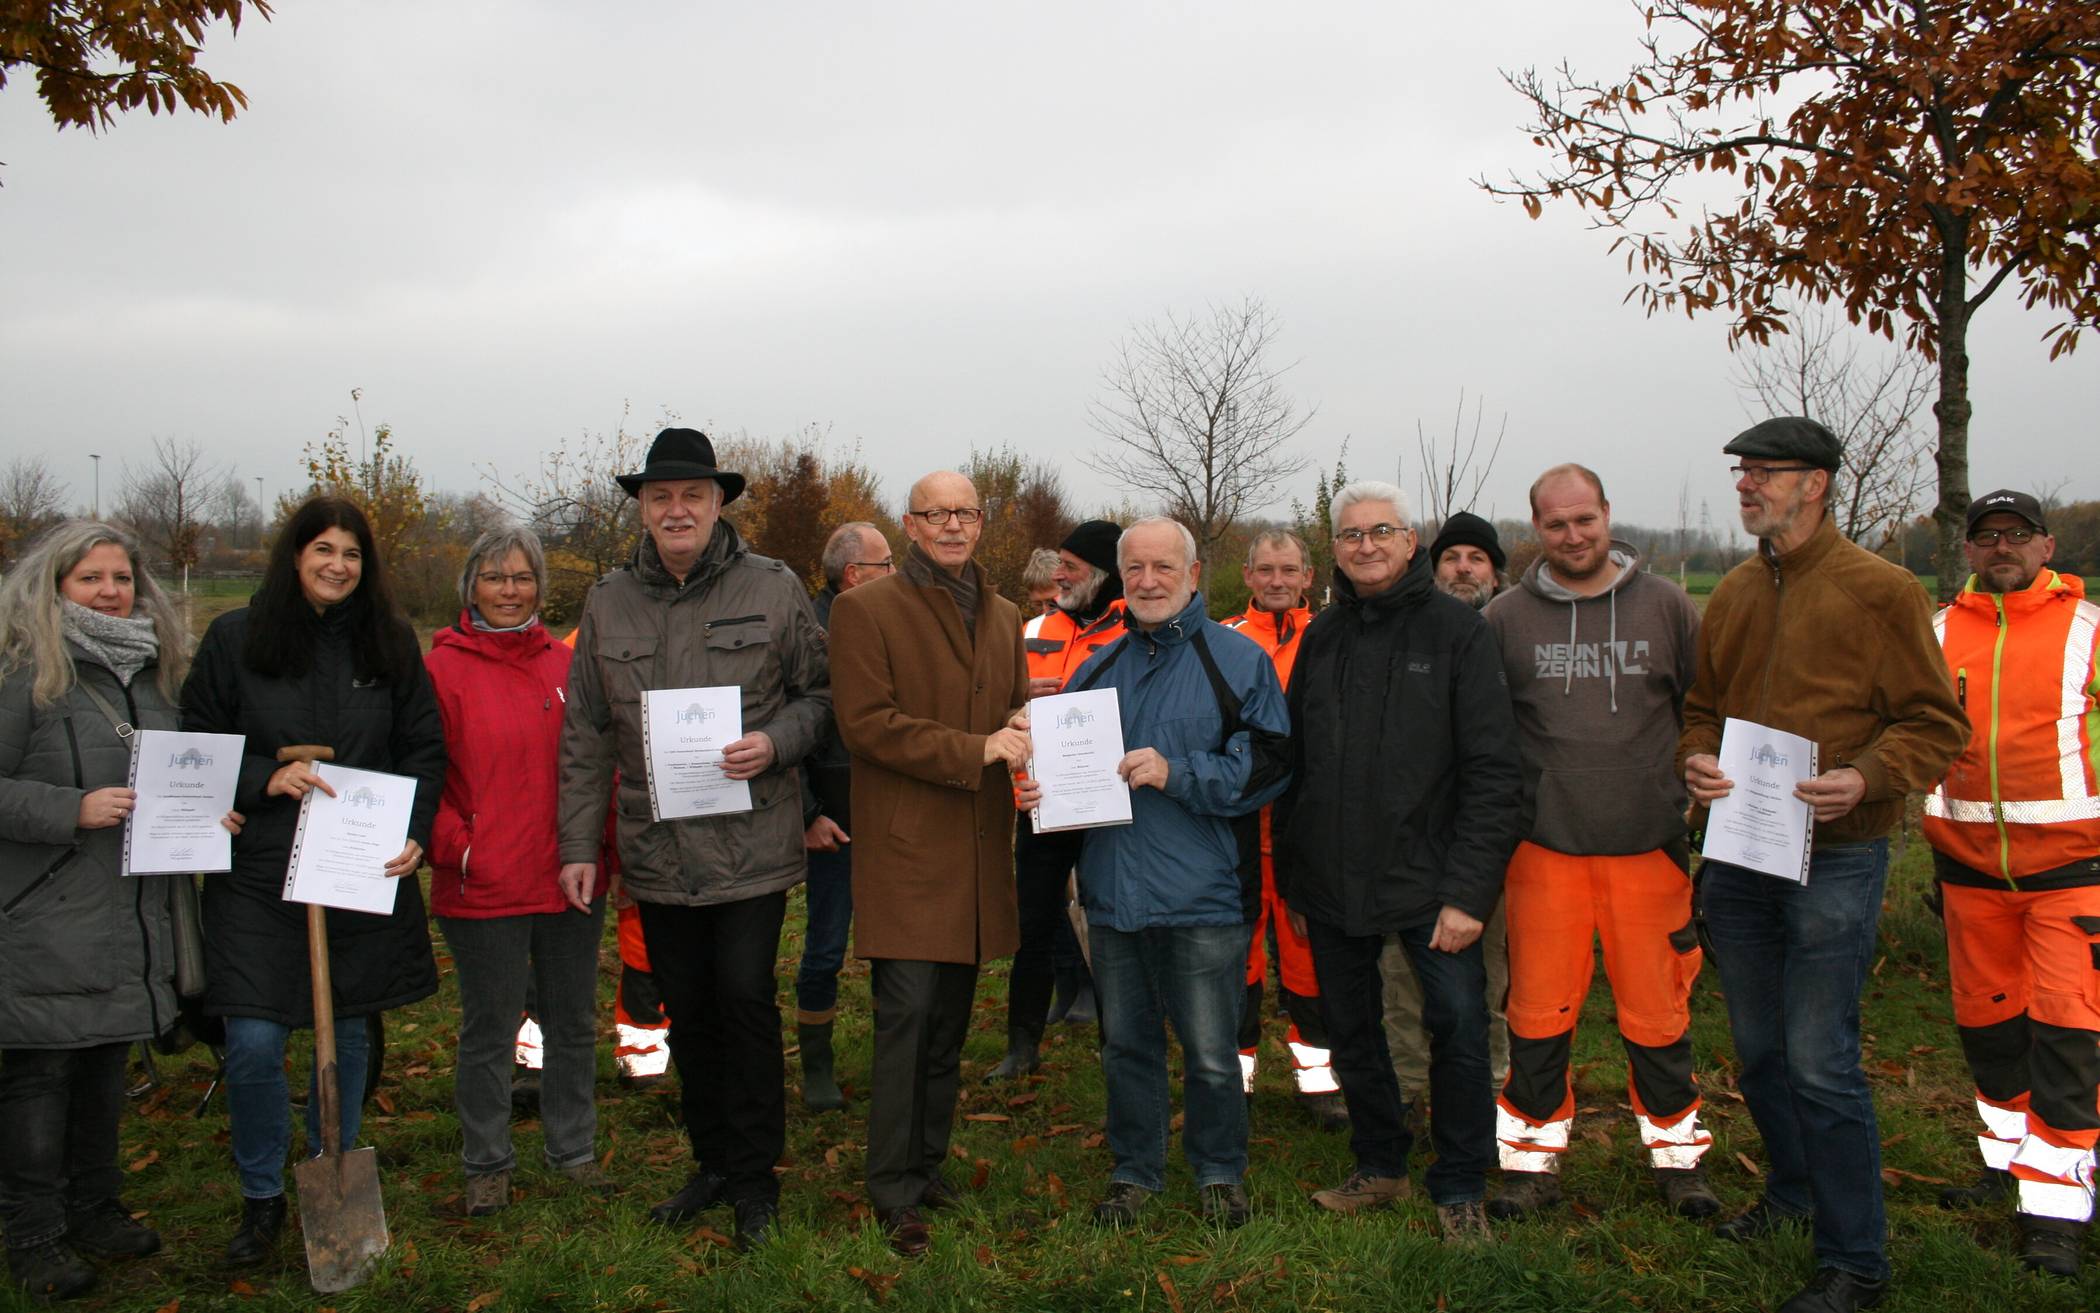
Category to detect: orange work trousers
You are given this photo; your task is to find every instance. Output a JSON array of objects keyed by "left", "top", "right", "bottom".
[{"left": 1941, "top": 881, "right": 2100, "bottom": 1224}]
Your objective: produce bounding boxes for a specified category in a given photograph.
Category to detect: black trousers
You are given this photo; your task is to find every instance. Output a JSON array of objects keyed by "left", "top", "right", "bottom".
[
  {"left": 634, "top": 892, "right": 788, "bottom": 1205},
  {"left": 1010, "top": 825, "right": 1085, "bottom": 1042},
  {"left": 866, "top": 959, "right": 979, "bottom": 1212},
  {"left": 0, "top": 1043, "right": 130, "bottom": 1248}
]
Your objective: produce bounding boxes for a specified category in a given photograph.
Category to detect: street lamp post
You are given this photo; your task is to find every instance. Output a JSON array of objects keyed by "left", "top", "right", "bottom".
[
  {"left": 254, "top": 475, "right": 265, "bottom": 547},
  {"left": 89, "top": 454, "right": 100, "bottom": 518}
]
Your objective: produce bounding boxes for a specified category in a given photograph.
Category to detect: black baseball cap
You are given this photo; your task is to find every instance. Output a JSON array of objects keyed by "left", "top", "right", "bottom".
[{"left": 1965, "top": 489, "right": 2047, "bottom": 535}]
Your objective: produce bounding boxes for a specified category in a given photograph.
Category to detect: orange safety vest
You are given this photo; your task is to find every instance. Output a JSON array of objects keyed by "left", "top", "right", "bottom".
[
  {"left": 1023, "top": 600, "right": 1127, "bottom": 689},
  {"left": 1223, "top": 601, "right": 1311, "bottom": 859},
  {"left": 1925, "top": 569, "right": 2100, "bottom": 880}
]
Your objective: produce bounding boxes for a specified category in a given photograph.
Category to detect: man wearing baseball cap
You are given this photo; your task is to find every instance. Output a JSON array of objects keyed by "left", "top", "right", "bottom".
[
  {"left": 1678, "top": 417, "right": 1966, "bottom": 1312},
  {"left": 557, "top": 428, "right": 833, "bottom": 1249},
  {"left": 1925, "top": 488, "right": 2100, "bottom": 1279}
]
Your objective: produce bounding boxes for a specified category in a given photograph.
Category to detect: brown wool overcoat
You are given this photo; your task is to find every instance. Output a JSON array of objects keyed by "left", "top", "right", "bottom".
[{"left": 828, "top": 564, "right": 1028, "bottom": 964}]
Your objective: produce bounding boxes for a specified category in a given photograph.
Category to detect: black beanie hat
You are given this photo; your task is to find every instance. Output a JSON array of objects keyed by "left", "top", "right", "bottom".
[
  {"left": 1428, "top": 511, "right": 1506, "bottom": 572},
  {"left": 1060, "top": 520, "right": 1122, "bottom": 577}
]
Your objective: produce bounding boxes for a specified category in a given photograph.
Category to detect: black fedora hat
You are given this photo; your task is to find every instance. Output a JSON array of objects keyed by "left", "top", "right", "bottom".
[{"left": 616, "top": 428, "right": 747, "bottom": 503}]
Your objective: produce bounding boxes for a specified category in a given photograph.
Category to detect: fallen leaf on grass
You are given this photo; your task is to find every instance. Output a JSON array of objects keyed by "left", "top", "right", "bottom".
[
  {"left": 1735, "top": 1152, "right": 1762, "bottom": 1178},
  {"left": 1082, "top": 1132, "right": 1105, "bottom": 1149},
  {"left": 825, "top": 1145, "right": 842, "bottom": 1168},
  {"left": 1154, "top": 1270, "right": 1185, "bottom": 1313},
  {"left": 1047, "top": 1124, "right": 1084, "bottom": 1137},
  {"left": 128, "top": 1151, "right": 160, "bottom": 1172},
  {"left": 1881, "top": 1167, "right": 1952, "bottom": 1186},
  {"left": 466, "top": 1292, "right": 501, "bottom": 1312},
  {"left": 971, "top": 1158, "right": 991, "bottom": 1189},
  {"left": 847, "top": 1266, "right": 899, "bottom": 1303},
  {"left": 1046, "top": 1172, "right": 1066, "bottom": 1205},
  {"left": 686, "top": 1225, "right": 734, "bottom": 1249},
  {"left": 1050, "top": 1101, "right": 1073, "bottom": 1115},
  {"left": 1010, "top": 1135, "right": 1040, "bottom": 1155},
  {"left": 151, "top": 1300, "right": 181, "bottom": 1313},
  {"left": 975, "top": 1245, "right": 996, "bottom": 1267},
  {"left": 1871, "top": 954, "right": 1886, "bottom": 977},
  {"left": 1006, "top": 1093, "right": 1038, "bottom": 1109},
  {"left": 964, "top": 1113, "right": 1011, "bottom": 1123},
  {"left": 227, "top": 1279, "right": 259, "bottom": 1297},
  {"left": 373, "top": 1091, "right": 396, "bottom": 1115},
  {"left": 1163, "top": 1254, "right": 1203, "bottom": 1266}
]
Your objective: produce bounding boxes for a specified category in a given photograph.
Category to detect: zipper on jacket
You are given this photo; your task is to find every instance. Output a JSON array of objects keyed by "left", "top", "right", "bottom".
[
  {"left": 1755, "top": 554, "right": 1785, "bottom": 725},
  {"left": 704, "top": 615, "right": 767, "bottom": 631},
  {"left": 2, "top": 847, "right": 80, "bottom": 916},
  {"left": 1988, "top": 594, "right": 2014, "bottom": 884}
]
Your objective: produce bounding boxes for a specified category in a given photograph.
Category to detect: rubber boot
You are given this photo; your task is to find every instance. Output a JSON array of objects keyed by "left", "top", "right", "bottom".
[
  {"left": 986, "top": 1025, "right": 1041, "bottom": 1082},
  {"left": 798, "top": 1021, "right": 845, "bottom": 1112}
]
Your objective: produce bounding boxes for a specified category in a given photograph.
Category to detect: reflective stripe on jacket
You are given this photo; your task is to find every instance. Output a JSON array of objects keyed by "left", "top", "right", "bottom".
[
  {"left": 1023, "top": 602, "right": 1127, "bottom": 688},
  {"left": 1926, "top": 569, "right": 2100, "bottom": 881}
]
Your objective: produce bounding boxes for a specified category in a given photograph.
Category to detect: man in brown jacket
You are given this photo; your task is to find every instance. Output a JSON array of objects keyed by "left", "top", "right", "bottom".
[
  {"left": 828, "top": 470, "right": 1031, "bottom": 1258},
  {"left": 1678, "top": 416, "right": 1966, "bottom": 1313}
]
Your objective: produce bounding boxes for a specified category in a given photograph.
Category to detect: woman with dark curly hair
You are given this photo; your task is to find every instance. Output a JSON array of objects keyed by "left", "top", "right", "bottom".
[{"left": 181, "top": 497, "right": 445, "bottom": 1267}]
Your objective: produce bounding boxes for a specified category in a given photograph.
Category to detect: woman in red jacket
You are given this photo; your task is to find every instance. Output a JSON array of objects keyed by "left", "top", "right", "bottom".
[{"left": 425, "top": 527, "right": 608, "bottom": 1215}]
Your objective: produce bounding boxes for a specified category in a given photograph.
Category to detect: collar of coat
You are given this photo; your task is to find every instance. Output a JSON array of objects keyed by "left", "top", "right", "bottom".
[
  {"left": 1332, "top": 546, "right": 1433, "bottom": 618},
  {"left": 634, "top": 520, "right": 739, "bottom": 591},
  {"left": 1122, "top": 592, "right": 1209, "bottom": 651},
  {"left": 1755, "top": 507, "right": 1841, "bottom": 579}
]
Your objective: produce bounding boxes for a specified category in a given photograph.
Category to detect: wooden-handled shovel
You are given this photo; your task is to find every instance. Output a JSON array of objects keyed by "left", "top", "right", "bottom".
[{"left": 278, "top": 745, "right": 390, "bottom": 1293}]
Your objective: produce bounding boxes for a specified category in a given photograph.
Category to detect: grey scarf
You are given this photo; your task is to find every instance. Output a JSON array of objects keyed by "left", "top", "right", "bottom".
[
  {"left": 60, "top": 599, "right": 159, "bottom": 687},
  {"left": 902, "top": 543, "right": 981, "bottom": 636}
]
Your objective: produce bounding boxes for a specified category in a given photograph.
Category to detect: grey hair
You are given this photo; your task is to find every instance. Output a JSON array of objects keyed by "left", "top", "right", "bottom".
[
  {"left": 1330, "top": 480, "right": 1411, "bottom": 534},
  {"left": 1244, "top": 529, "right": 1311, "bottom": 570},
  {"left": 1022, "top": 547, "right": 1061, "bottom": 592},
  {"left": 457, "top": 524, "right": 549, "bottom": 609},
  {"left": 0, "top": 519, "right": 190, "bottom": 707},
  {"left": 1117, "top": 516, "right": 1200, "bottom": 570},
  {"left": 821, "top": 522, "right": 880, "bottom": 591}
]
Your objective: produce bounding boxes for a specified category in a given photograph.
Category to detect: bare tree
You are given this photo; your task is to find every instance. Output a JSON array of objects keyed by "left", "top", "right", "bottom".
[
  {"left": 0, "top": 455, "right": 70, "bottom": 568},
  {"left": 116, "top": 437, "right": 224, "bottom": 591},
  {"left": 1085, "top": 297, "right": 1314, "bottom": 594},
  {"left": 1414, "top": 390, "right": 1508, "bottom": 526},
  {"left": 481, "top": 404, "right": 654, "bottom": 624},
  {"left": 1731, "top": 310, "right": 1935, "bottom": 553}
]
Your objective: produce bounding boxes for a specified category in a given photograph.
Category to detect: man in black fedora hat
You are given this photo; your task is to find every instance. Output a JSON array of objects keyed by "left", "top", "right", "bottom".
[{"left": 557, "top": 427, "right": 832, "bottom": 1249}]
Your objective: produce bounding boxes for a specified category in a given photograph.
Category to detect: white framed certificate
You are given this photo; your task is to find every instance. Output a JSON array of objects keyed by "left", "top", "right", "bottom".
[
  {"left": 1704, "top": 718, "right": 1818, "bottom": 883},
  {"left": 1029, "top": 688, "right": 1134, "bottom": 834},
  {"left": 281, "top": 764, "right": 416, "bottom": 915},
  {"left": 124, "top": 730, "right": 242, "bottom": 875},
  {"left": 641, "top": 686, "right": 752, "bottom": 821}
]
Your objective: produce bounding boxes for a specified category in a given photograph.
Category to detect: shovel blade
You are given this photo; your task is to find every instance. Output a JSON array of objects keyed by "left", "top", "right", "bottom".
[{"left": 294, "top": 1146, "right": 389, "bottom": 1293}]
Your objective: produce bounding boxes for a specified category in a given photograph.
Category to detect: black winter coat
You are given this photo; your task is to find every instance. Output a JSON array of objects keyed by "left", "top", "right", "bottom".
[
  {"left": 181, "top": 605, "right": 445, "bottom": 1026},
  {"left": 1273, "top": 550, "right": 1524, "bottom": 932}
]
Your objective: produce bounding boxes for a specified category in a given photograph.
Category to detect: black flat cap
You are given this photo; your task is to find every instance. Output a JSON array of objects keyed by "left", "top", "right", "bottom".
[{"left": 1724, "top": 416, "right": 1843, "bottom": 472}]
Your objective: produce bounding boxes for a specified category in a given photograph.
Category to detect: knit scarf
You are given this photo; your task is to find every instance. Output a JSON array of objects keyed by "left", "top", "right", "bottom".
[
  {"left": 60, "top": 599, "right": 158, "bottom": 687},
  {"left": 902, "top": 543, "right": 981, "bottom": 636}
]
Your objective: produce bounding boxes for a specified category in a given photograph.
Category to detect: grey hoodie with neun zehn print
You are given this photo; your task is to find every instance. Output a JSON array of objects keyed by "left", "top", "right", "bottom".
[{"left": 1482, "top": 541, "right": 1703, "bottom": 858}]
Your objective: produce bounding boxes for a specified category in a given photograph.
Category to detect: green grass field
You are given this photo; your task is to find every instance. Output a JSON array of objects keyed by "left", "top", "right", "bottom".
[{"left": 6, "top": 836, "right": 2093, "bottom": 1312}]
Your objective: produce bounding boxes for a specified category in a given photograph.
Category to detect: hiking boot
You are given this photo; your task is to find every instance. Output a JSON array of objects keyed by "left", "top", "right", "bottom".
[
  {"left": 1776, "top": 1267, "right": 1886, "bottom": 1312},
  {"left": 64, "top": 1198, "right": 161, "bottom": 1259},
  {"left": 1310, "top": 1169, "right": 1409, "bottom": 1214},
  {"left": 1937, "top": 1168, "right": 2013, "bottom": 1210},
  {"left": 556, "top": 1160, "right": 617, "bottom": 1195},
  {"left": 222, "top": 1194, "right": 286, "bottom": 1267},
  {"left": 648, "top": 1167, "right": 729, "bottom": 1226},
  {"left": 7, "top": 1238, "right": 96, "bottom": 1304},
  {"left": 1437, "top": 1199, "right": 1495, "bottom": 1245},
  {"left": 1487, "top": 1170, "right": 1563, "bottom": 1220},
  {"left": 464, "top": 1170, "right": 512, "bottom": 1217},
  {"left": 2017, "top": 1215, "right": 2083, "bottom": 1279},
  {"left": 1296, "top": 1090, "right": 1350, "bottom": 1133},
  {"left": 731, "top": 1196, "right": 776, "bottom": 1251},
  {"left": 1201, "top": 1183, "right": 1251, "bottom": 1229},
  {"left": 1092, "top": 1180, "right": 1154, "bottom": 1228},
  {"left": 1655, "top": 1164, "right": 1721, "bottom": 1219},
  {"left": 1715, "top": 1196, "right": 1808, "bottom": 1243},
  {"left": 880, "top": 1205, "right": 932, "bottom": 1257},
  {"left": 985, "top": 1027, "right": 1041, "bottom": 1082},
  {"left": 798, "top": 1021, "right": 846, "bottom": 1112}
]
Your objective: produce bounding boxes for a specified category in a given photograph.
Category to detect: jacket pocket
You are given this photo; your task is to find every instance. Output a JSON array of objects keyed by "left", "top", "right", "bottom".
[
  {"left": 703, "top": 618, "right": 782, "bottom": 710},
  {"left": 595, "top": 634, "right": 660, "bottom": 705},
  {"left": 0, "top": 851, "right": 119, "bottom": 999},
  {"left": 1, "top": 845, "right": 81, "bottom": 919}
]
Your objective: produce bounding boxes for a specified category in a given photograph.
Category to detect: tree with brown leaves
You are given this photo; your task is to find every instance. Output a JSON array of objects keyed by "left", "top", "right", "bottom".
[
  {"left": 1483, "top": 0, "right": 2100, "bottom": 596},
  {"left": 0, "top": 1, "right": 271, "bottom": 149}
]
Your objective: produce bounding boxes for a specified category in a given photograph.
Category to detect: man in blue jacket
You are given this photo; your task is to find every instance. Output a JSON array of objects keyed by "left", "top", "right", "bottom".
[{"left": 1021, "top": 517, "right": 1290, "bottom": 1230}]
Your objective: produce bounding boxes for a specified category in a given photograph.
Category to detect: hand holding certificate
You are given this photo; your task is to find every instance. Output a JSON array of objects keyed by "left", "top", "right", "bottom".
[
  {"left": 1028, "top": 688, "right": 1134, "bottom": 834},
  {"left": 642, "top": 687, "right": 753, "bottom": 821},
  {"left": 282, "top": 764, "right": 417, "bottom": 915},
  {"left": 1702, "top": 718, "right": 1817, "bottom": 883},
  {"left": 125, "top": 730, "right": 243, "bottom": 875}
]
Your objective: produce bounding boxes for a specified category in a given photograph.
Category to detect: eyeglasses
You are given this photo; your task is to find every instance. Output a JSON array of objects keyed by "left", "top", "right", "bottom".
[
  {"left": 852, "top": 559, "right": 896, "bottom": 572},
  {"left": 1729, "top": 463, "right": 1820, "bottom": 484},
  {"left": 1333, "top": 523, "right": 1408, "bottom": 546},
  {"left": 475, "top": 572, "right": 538, "bottom": 590},
  {"left": 1969, "top": 528, "right": 2039, "bottom": 547},
  {"left": 906, "top": 508, "right": 984, "bottom": 527}
]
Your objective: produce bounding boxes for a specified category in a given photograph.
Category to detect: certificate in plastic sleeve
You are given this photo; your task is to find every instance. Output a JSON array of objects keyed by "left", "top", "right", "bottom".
[
  {"left": 641, "top": 686, "right": 753, "bottom": 821},
  {"left": 1029, "top": 688, "right": 1135, "bottom": 834},
  {"left": 124, "top": 730, "right": 242, "bottom": 875},
  {"left": 281, "top": 763, "right": 415, "bottom": 915},
  {"left": 1704, "top": 717, "right": 1817, "bottom": 884}
]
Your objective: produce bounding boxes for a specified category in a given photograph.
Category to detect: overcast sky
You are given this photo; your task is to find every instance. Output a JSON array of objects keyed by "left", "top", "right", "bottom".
[{"left": 3, "top": 1, "right": 2092, "bottom": 536}]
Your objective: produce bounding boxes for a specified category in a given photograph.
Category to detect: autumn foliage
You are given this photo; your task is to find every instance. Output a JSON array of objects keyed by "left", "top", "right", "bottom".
[{"left": 0, "top": 1, "right": 272, "bottom": 136}]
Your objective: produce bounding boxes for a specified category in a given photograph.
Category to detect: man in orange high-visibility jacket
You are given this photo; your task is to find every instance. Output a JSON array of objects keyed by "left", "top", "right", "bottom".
[
  {"left": 1223, "top": 530, "right": 1345, "bottom": 1131},
  {"left": 989, "top": 521, "right": 1127, "bottom": 1079},
  {"left": 1926, "top": 488, "right": 2100, "bottom": 1281}
]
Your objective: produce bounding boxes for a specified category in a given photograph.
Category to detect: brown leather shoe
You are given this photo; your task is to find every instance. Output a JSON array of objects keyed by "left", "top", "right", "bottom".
[{"left": 881, "top": 1205, "right": 932, "bottom": 1258}]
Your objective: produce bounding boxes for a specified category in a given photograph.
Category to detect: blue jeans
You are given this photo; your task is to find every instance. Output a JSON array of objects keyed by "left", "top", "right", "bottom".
[
  {"left": 1311, "top": 918, "right": 1494, "bottom": 1204},
  {"left": 222, "top": 1014, "right": 371, "bottom": 1200},
  {"left": 796, "top": 844, "right": 854, "bottom": 1018},
  {"left": 1091, "top": 922, "right": 1250, "bottom": 1191},
  {"left": 439, "top": 901, "right": 606, "bottom": 1175},
  {"left": 1701, "top": 840, "right": 1889, "bottom": 1282}
]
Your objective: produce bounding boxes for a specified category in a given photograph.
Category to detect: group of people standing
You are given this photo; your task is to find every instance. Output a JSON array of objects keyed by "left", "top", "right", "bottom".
[{"left": 0, "top": 417, "right": 2093, "bottom": 1312}]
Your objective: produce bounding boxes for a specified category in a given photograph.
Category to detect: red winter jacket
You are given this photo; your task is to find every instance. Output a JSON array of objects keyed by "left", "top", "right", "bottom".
[{"left": 424, "top": 614, "right": 573, "bottom": 918}]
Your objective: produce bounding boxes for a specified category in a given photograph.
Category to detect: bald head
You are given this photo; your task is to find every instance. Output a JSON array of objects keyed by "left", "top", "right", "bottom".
[{"left": 903, "top": 470, "right": 985, "bottom": 574}]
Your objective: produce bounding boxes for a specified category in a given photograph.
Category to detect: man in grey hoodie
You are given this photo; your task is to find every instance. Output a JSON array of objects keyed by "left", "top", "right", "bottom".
[{"left": 1482, "top": 464, "right": 1718, "bottom": 1221}]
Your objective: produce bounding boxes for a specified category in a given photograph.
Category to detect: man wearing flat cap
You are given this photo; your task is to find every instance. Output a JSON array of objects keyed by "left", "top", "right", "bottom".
[
  {"left": 1677, "top": 417, "right": 1966, "bottom": 1313},
  {"left": 557, "top": 427, "right": 832, "bottom": 1250}
]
